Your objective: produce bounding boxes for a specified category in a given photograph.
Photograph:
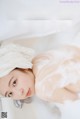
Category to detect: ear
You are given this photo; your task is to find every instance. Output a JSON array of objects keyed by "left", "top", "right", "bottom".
[
  {"left": 13, "top": 97, "right": 32, "bottom": 108},
  {"left": 13, "top": 100, "right": 23, "bottom": 108}
]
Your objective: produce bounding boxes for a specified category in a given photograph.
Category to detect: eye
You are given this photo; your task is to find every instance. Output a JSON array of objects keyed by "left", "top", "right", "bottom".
[
  {"left": 8, "top": 92, "right": 13, "bottom": 97},
  {"left": 13, "top": 79, "right": 17, "bottom": 87}
]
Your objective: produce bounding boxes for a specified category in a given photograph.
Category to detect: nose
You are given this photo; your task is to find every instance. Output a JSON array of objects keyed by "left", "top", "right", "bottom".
[
  {"left": 12, "top": 88, "right": 24, "bottom": 97},
  {"left": 18, "top": 88, "right": 24, "bottom": 96}
]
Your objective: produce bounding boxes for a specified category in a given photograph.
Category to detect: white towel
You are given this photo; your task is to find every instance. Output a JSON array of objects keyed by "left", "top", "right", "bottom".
[{"left": 0, "top": 43, "right": 35, "bottom": 78}]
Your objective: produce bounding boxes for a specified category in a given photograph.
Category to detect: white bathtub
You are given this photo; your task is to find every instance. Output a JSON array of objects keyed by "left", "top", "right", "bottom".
[
  {"left": 1, "top": 24, "right": 80, "bottom": 119},
  {"left": 1, "top": 0, "right": 80, "bottom": 119}
]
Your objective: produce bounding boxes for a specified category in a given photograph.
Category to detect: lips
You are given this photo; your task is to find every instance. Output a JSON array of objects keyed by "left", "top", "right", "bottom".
[{"left": 26, "top": 88, "right": 31, "bottom": 96}]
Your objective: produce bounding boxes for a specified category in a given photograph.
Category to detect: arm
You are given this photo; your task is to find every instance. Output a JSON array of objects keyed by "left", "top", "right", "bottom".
[
  {"left": 64, "top": 80, "right": 80, "bottom": 93},
  {"left": 51, "top": 87, "right": 78, "bottom": 103}
]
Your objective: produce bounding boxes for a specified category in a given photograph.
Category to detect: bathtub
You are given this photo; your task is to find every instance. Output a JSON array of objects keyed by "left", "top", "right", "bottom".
[
  {"left": 1, "top": 23, "right": 80, "bottom": 119},
  {"left": 1, "top": 0, "right": 80, "bottom": 119}
]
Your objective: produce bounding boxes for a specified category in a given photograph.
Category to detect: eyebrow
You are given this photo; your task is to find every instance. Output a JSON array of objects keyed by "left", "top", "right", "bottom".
[{"left": 5, "top": 76, "right": 14, "bottom": 97}]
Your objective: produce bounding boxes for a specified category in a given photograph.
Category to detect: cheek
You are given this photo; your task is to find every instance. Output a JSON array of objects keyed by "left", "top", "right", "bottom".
[{"left": 19, "top": 78, "right": 28, "bottom": 87}]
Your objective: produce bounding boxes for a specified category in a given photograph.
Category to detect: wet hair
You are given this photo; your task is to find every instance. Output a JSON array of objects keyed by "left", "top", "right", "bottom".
[
  {"left": 14, "top": 67, "right": 33, "bottom": 73},
  {"left": 13, "top": 97, "right": 33, "bottom": 108}
]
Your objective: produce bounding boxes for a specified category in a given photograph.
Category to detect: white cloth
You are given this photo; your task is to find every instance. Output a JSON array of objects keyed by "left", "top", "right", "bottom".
[
  {"left": 33, "top": 45, "right": 80, "bottom": 102},
  {"left": 0, "top": 43, "right": 35, "bottom": 77}
]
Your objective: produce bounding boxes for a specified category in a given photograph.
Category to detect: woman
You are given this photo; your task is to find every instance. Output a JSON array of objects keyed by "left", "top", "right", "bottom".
[{"left": 0, "top": 43, "right": 80, "bottom": 103}]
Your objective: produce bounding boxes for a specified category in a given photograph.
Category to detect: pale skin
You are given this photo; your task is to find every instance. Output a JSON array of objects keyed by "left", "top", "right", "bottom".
[
  {"left": 0, "top": 68, "right": 80, "bottom": 103},
  {"left": 0, "top": 68, "right": 35, "bottom": 100}
]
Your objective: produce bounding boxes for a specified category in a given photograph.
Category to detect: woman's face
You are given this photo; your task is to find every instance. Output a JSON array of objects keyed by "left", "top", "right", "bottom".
[{"left": 0, "top": 68, "right": 35, "bottom": 100}]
